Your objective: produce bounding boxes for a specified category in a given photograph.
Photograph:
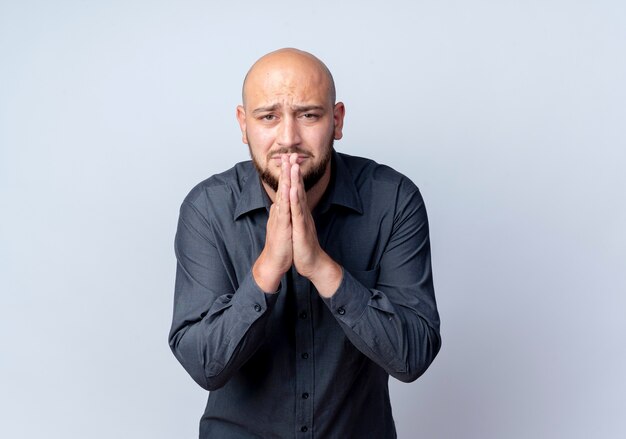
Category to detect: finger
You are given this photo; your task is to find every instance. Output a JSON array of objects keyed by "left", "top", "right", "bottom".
[
  {"left": 283, "top": 156, "right": 293, "bottom": 217},
  {"left": 281, "top": 178, "right": 290, "bottom": 217},
  {"left": 280, "top": 154, "right": 290, "bottom": 183},
  {"left": 290, "top": 161, "right": 299, "bottom": 190},
  {"left": 276, "top": 156, "right": 289, "bottom": 205},
  {"left": 292, "top": 161, "right": 308, "bottom": 210},
  {"left": 287, "top": 152, "right": 298, "bottom": 209},
  {"left": 290, "top": 164, "right": 302, "bottom": 218}
]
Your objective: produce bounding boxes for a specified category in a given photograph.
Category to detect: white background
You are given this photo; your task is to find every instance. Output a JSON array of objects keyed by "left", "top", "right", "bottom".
[{"left": 1, "top": 1, "right": 625, "bottom": 438}]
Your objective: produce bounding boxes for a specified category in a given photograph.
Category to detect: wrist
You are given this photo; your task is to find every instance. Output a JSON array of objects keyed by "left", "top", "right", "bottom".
[
  {"left": 252, "top": 255, "right": 283, "bottom": 293},
  {"left": 308, "top": 254, "right": 343, "bottom": 298}
]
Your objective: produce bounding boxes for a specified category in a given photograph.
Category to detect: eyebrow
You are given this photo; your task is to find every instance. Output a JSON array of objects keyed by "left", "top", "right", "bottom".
[{"left": 251, "top": 104, "right": 326, "bottom": 115}]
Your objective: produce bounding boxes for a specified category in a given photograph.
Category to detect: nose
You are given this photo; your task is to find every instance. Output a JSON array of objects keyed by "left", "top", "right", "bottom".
[{"left": 276, "top": 116, "right": 301, "bottom": 148}]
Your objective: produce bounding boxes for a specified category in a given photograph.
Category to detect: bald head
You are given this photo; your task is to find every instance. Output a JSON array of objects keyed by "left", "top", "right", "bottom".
[
  {"left": 235, "top": 48, "right": 346, "bottom": 197},
  {"left": 241, "top": 48, "right": 336, "bottom": 107}
]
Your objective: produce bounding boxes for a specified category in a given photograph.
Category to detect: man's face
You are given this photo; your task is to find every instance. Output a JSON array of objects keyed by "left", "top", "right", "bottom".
[{"left": 236, "top": 53, "right": 344, "bottom": 193}]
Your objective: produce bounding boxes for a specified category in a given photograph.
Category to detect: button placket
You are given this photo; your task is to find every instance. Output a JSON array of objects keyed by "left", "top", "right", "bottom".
[{"left": 293, "top": 269, "right": 314, "bottom": 438}]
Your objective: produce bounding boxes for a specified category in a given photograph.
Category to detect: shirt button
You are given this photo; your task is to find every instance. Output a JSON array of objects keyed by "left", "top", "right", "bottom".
[
  {"left": 301, "top": 352, "right": 309, "bottom": 359},
  {"left": 301, "top": 426, "right": 308, "bottom": 432},
  {"left": 337, "top": 306, "right": 345, "bottom": 315},
  {"left": 299, "top": 311, "right": 307, "bottom": 319},
  {"left": 254, "top": 304, "right": 262, "bottom": 312},
  {"left": 302, "top": 392, "right": 309, "bottom": 399}
]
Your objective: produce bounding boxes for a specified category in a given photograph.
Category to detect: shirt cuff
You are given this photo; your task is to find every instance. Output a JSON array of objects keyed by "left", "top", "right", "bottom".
[
  {"left": 321, "top": 268, "right": 370, "bottom": 327},
  {"left": 231, "top": 269, "right": 280, "bottom": 321}
]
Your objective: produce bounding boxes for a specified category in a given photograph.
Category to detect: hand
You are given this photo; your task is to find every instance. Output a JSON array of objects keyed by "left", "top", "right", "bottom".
[
  {"left": 252, "top": 155, "right": 293, "bottom": 292},
  {"left": 288, "top": 154, "right": 343, "bottom": 297},
  {"left": 288, "top": 154, "right": 323, "bottom": 278}
]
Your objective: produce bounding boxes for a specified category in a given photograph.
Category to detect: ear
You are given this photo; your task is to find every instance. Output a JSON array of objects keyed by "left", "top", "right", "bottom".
[
  {"left": 332, "top": 102, "right": 345, "bottom": 140},
  {"left": 236, "top": 105, "right": 248, "bottom": 144}
]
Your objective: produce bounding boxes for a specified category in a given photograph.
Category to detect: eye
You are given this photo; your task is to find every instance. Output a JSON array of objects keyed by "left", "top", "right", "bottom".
[
  {"left": 262, "top": 114, "right": 276, "bottom": 121},
  {"left": 302, "top": 113, "right": 320, "bottom": 120}
]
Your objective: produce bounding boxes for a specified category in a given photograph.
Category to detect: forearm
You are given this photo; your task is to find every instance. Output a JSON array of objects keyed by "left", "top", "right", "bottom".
[
  {"left": 169, "top": 270, "right": 280, "bottom": 391},
  {"left": 340, "top": 312, "right": 440, "bottom": 382},
  {"left": 321, "top": 269, "right": 441, "bottom": 382}
]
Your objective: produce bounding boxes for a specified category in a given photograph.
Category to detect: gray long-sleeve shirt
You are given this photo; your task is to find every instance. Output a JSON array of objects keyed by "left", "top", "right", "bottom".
[{"left": 169, "top": 151, "right": 441, "bottom": 439}]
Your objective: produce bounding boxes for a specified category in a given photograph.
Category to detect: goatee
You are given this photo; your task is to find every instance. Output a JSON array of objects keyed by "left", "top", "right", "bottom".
[{"left": 250, "top": 140, "right": 334, "bottom": 193}]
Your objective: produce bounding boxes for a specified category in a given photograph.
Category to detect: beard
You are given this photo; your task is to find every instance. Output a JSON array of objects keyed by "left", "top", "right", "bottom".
[{"left": 249, "top": 139, "right": 334, "bottom": 193}]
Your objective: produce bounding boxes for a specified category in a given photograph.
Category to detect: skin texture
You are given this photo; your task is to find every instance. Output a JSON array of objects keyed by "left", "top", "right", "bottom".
[{"left": 235, "top": 48, "right": 345, "bottom": 297}]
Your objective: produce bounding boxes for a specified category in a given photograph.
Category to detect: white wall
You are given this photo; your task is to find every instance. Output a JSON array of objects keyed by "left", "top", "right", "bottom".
[{"left": 1, "top": 1, "right": 624, "bottom": 438}]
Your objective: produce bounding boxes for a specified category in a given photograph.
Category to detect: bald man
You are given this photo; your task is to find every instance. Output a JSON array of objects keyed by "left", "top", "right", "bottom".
[{"left": 169, "top": 49, "right": 441, "bottom": 438}]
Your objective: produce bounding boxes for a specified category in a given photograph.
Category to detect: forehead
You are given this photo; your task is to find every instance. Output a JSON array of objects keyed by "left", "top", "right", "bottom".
[{"left": 244, "top": 59, "right": 331, "bottom": 109}]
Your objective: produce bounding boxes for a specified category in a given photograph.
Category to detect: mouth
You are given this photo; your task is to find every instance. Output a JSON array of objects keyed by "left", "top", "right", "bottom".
[{"left": 270, "top": 154, "right": 310, "bottom": 165}]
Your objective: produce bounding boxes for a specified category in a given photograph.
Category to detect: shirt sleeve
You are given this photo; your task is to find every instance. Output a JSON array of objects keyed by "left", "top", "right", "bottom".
[
  {"left": 321, "top": 185, "right": 441, "bottom": 383},
  {"left": 168, "top": 200, "right": 280, "bottom": 391}
]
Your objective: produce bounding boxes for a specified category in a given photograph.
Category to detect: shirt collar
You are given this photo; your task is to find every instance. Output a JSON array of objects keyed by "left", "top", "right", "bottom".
[
  {"left": 233, "top": 150, "right": 363, "bottom": 221},
  {"left": 318, "top": 151, "right": 363, "bottom": 215},
  {"left": 233, "top": 164, "right": 272, "bottom": 220}
]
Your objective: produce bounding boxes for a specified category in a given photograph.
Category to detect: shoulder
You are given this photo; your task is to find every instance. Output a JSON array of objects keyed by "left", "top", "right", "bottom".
[
  {"left": 337, "top": 152, "right": 419, "bottom": 196},
  {"left": 180, "top": 160, "right": 254, "bottom": 214}
]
